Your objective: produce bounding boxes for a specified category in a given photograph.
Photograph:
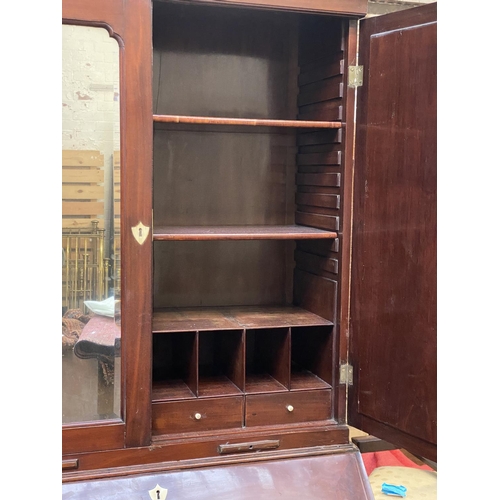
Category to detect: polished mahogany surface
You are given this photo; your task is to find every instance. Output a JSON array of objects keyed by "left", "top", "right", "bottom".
[
  {"left": 61, "top": 0, "right": 434, "bottom": 491},
  {"left": 153, "top": 114, "right": 341, "bottom": 128},
  {"left": 153, "top": 225, "right": 337, "bottom": 240},
  {"left": 182, "top": 0, "right": 367, "bottom": 16},
  {"left": 153, "top": 306, "right": 332, "bottom": 332},
  {"left": 349, "top": 3, "right": 437, "bottom": 461},
  {"left": 62, "top": 450, "right": 374, "bottom": 499}
]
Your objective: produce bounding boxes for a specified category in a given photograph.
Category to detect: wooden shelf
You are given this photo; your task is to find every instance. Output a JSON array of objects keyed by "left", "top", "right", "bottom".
[
  {"left": 245, "top": 374, "right": 288, "bottom": 394},
  {"left": 198, "top": 376, "right": 242, "bottom": 398},
  {"left": 152, "top": 380, "right": 196, "bottom": 402},
  {"left": 290, "top": 370, "right": 332, "bottom": 391},
  {"left": 153, "top": 114, "right": 342, "bottom": 129},
  {"left": 153, "top": 306, "right": 333, "bottom": 333},
  {"left": 152, "top": 374, "right": 330, "bottom": 400},
  {"left": 153, "top": 225, "right": 338, "bottom": 241}
]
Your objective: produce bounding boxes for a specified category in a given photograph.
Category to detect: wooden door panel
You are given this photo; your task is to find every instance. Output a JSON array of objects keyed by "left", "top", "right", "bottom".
[
  {"left": 349, "top": 3, "right": 437, "bottom": 461},
  {"left": 62, "top": 0, "right": 153, "bottom": 453}
]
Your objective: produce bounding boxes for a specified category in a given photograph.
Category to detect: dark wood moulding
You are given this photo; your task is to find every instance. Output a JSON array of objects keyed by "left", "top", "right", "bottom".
[
  {"left": 153, "top": 225, "right": 338, "bottom": 241},
  {"left": 153, "top": 114, "right": 342, "bottom": 129}
]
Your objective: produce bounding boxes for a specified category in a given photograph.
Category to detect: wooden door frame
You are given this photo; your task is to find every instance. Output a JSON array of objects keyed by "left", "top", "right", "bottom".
[{"left": 62, "top": 0, "right": 153, "bottom": 454}]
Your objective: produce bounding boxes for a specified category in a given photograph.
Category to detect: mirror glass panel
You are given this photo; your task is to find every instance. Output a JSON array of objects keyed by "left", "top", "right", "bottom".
[{"left": 62, "top": 25, "right": 121, "bottom": 423}]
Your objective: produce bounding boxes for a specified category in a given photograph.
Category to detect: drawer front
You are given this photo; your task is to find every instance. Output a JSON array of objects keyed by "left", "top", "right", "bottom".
[
  {"left": 245, "top": 390, "right": 332, "bottom": 427},
  {"left": 153, "top": 396, "right": 243, "bottom": 435}
]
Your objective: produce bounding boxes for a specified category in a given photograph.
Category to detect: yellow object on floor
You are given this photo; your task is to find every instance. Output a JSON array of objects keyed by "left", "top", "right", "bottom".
[{"left": 369, "top": 466, "right": 437, "bottom": 499}]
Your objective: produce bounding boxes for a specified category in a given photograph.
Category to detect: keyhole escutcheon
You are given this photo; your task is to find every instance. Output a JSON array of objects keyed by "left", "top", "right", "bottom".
[{"left": 132, "top": 222, "right": 150, "bottom": 245}]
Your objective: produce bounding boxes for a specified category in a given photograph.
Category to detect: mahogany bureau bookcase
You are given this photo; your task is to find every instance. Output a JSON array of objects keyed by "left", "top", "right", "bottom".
[{"left": 62, "top": 0, "right": 436, "bottom": 497}]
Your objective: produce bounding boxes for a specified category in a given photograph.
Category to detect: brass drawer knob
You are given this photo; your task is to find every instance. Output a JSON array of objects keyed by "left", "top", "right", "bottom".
[
  {"left": 194, "top": 412, "right": 202, "bottom": 420},
  {"left": 286, "top": 405, "right": 294, "bottom": 412}
]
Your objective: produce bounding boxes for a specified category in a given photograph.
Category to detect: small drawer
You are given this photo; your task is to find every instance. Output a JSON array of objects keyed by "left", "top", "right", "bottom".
[
  {"left": 152, "top": 396, "right": 243, "bottom": 435},
  {"left": 245, "top": 390, "right": 332, "bottom": 427}
]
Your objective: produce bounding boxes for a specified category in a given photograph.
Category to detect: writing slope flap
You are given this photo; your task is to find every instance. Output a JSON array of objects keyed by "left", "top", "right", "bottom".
[{"left": 348, "top": 3, "right": 437, "bottom": 462}]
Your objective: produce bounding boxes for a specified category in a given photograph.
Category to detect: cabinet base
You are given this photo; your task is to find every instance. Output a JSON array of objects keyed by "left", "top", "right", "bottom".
[{"left": 63, "top": 423, "right": 350, "bottom": 481}]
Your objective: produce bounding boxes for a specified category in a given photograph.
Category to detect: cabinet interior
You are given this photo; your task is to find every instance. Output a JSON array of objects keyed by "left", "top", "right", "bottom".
[{"left": 151, "top": 0, "right": 345, "bottom": 436}]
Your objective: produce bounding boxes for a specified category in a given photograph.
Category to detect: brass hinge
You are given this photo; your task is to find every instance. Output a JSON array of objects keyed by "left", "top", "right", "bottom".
[
  {"left": 339, "top": 363, "right": 353, "bottom": 386},
  {"left": 348, "top": 65, "right": 364, "bottom": 88}
]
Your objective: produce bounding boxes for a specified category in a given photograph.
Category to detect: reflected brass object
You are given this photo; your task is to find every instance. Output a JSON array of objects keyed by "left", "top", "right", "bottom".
[
  {"left": 194, "top": 413, "right": 202, "bottom": 420},
  {"left": 132, "top": 222, "right": 150, "bottom": 245},
  {"left": 286, "top": 405, "right": 294, "bottom": 412},
  {"left": 62, "top": 221, "right": 109, "bottom": 311}
]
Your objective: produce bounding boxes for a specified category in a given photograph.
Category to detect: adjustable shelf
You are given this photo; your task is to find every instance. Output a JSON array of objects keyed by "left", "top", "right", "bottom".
[
  {"left": 153, "top": 225, "right": 338, "bottom": 241},
  {"left": 153, "top": 306, "right": 333, "bottom": 333},
  {"left": 153, "top": 114, "right": 342, "bottom": 129}
]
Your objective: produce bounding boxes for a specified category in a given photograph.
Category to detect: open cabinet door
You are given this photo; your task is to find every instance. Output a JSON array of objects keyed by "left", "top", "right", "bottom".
[{"left": 348, "top": 3, "right": 437, "bottom": 462}]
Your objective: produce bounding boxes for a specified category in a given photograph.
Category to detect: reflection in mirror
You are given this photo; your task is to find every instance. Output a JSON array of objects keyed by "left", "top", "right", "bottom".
[{"left": 62, "top": 25, "right": 121, "bottom": 423}]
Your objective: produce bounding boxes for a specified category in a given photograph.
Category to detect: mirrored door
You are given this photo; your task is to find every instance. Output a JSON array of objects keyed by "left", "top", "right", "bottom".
[{"left": 62, "top": 24, "right": 121, "bottom": 424}]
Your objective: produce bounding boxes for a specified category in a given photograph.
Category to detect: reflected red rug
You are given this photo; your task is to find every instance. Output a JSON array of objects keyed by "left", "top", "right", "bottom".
[{"left": 362, "top": 449, "right": 434, "bottom": 476}]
